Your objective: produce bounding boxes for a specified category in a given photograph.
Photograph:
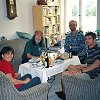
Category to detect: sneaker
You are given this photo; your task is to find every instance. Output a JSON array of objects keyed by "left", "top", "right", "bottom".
[
  {"left": 55, "top": 91, "right": 66, "bottom": 100},
  {"left": 47, "top": 76, "right": 55, "bottom": 83}
]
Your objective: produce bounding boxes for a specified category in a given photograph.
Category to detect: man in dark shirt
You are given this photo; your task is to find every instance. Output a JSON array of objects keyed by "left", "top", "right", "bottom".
[
  {"left": 22, "top": 30, "right": 45, "bottom": 63},
  {"left": 63, "top": 32, "right": 100, "bottom": 79},
  {"left": 56, "top": 32, "right": 100, "bottom": 100}
]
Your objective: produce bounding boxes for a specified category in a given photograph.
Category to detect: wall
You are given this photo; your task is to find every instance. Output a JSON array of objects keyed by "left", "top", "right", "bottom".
[
  {"left": 60, "top": 0, "right": 64, "bottom": 38},
  {"left": 0, "top": 0, "right": 100, "bottom": 40},
  {"left": 0, "top": 0, "right": 37, "bottom": 40}
]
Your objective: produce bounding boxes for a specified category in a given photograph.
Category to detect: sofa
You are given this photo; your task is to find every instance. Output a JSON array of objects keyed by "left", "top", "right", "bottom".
[{"left": 0, "top": 38, "right": 28, "bottom": 72}]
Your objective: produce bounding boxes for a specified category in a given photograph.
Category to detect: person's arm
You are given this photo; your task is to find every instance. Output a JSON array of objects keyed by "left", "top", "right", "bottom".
[
  {"left": 27, "top": 53, "right": 39, "bottom": 59},
  {"left": 77, "top": 45, "right": 87, "bottom": 64},
  {"left": 64, "top": 60, "right": 100, "bottom": 75},
  {"left": 24, "top": 41, "right": 34, "bottom": 59},
  {"left": 27, "top": 53, "right": 34, "bottom": 59},
  {"left": 64, "top": 36, "right": 70, "bottom": 52},
  {"left": 68, "top": 64, "right": 86, "bottom": 70},
  {"left": 82, "top": 59, "right": 100, "bottom": 73},
  {"left": 14, "top": 73, "right": 20, "bottom": 78},
  {"left": 6, "top": 73, "right": 30, "bottom": 85}
]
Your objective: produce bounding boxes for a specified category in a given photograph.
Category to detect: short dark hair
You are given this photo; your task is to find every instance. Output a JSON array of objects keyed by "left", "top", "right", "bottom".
[
  {"left": 85, "top": 32, "right": 96, "bottom": 39},
  {"left": 0, "top": 46, "right": 14, "bottom": 60}
]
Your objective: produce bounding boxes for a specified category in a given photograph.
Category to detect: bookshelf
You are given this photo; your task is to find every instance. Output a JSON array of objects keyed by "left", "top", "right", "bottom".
[{"left": 33, "top": 0, "right": 61, "bottom": 47}]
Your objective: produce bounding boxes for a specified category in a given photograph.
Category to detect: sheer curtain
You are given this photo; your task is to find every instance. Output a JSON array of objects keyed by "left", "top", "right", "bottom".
[{"left": 64, "top": 0, "right": 97, "bottom": 34}]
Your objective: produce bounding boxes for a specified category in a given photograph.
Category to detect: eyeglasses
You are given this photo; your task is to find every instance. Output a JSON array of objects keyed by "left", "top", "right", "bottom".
[{"left": 69, "top": 24, "right": 76, "bottom": 27}]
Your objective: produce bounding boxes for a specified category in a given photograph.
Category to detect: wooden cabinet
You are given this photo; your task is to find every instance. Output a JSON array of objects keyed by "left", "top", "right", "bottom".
[{"left": 33, "top": 0, "right": 61, "bottom": 47}]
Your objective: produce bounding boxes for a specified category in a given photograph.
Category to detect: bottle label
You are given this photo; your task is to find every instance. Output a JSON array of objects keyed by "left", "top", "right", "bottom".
[{"left": 69, "top": 52, "right": 72, "bottom": 58}]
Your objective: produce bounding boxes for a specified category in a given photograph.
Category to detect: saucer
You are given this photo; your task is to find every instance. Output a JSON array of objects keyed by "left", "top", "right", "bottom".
[
  {"left": 29, "top": 58, "right": 40, "bottom": 63},
  {"left": 55, "top": 59, "right": 64, "bottom": 63}
]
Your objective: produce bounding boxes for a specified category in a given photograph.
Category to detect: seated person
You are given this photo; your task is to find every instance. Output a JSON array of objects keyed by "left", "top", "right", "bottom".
[
  {"left": 63, "top": 32, "right": 100, "bottom": 79},
  {"left": 64, "top": 20, "right": 86, "bottom": 63},
  {"left": 56, "top": 32, "right": 100, "bottom": 100},
  {"left": 22, "top": 30, "right": 45, "bottom": 63},
  {"left": 0, "top": 46, "right": 41, "bottom": 91}
]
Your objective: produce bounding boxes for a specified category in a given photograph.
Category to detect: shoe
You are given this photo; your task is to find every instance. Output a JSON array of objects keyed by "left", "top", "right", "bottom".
[
  {"left": 47, "top": 76, "right": 55, "bottom": 83},
  {"left": 55, "top": 91, "right": 66, "bottom": 100}
]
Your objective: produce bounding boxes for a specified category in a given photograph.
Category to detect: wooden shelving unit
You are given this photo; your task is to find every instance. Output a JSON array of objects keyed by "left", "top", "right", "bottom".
[{"left": 33, "top": 0, "right": 61, "bottom": 47}]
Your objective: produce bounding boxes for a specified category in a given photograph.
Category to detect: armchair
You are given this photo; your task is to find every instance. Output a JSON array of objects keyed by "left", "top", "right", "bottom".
[
  {"left": 0, "top": 71, "right": 51, "bottom": 100},
  {"left": 62, "top": 75, "right": 100, "bottom": 100}
]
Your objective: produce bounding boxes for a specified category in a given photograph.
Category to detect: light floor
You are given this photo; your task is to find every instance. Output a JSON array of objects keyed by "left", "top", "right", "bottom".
[{"left": 48, "top": 73, "right": 63, "bottom": 100}]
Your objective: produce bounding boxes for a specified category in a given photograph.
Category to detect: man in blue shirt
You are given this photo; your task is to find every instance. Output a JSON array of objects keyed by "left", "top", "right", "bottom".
[{"left": 64, "top": 20, "right": 86, "bottom": 63}]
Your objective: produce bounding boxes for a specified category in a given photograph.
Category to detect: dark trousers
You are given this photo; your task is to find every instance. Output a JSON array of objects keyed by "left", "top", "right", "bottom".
[{"left": 17, "top": 74, "right": 41, "bottom": 91}]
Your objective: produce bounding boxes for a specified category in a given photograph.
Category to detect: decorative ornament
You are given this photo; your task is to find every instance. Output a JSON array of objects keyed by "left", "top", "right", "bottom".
[
  {"left": 6, "top": 0, "right": 17, "bottom": 20},
  {"left": 37, "top": 0, "right": 47, "bottom": 5}
]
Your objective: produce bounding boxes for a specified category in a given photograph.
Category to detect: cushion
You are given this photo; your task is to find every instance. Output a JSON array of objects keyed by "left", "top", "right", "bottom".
[{"left": 16, "top": 31, "right": 32, "bottom": 40}]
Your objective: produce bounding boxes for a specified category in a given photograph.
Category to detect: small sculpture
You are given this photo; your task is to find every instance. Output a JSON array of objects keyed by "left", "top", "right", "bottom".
[
  {"left": 0, "top": 36, "right": 7, "bottom": 41},
  {"left": 37, "top": 0, "right": 47, "bottom": 5}
]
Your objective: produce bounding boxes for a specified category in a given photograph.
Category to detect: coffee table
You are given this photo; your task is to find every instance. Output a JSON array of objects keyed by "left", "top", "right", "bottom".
[{"left": 18, "top": 56, "right": 80, "bottom": 83}]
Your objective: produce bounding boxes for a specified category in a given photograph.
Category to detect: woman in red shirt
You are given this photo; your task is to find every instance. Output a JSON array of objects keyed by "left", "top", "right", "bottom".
[{"left": 0, "top": 46, "right": 41, "bottom": 91}]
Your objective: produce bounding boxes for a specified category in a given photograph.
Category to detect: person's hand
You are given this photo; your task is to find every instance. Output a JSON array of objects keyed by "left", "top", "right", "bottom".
[
  {"left": 68, "top": 65, "right": 82, "bottom": 71},
  {"left": 68, "top": 69, "right": 81, "bottom": 75},
  {"left": 14, "top": 73, "right": 20, "bottom": 78},
  {"left": 24, "top": 78, "right": 30, "bottom": 84},
  {"left": 62, "top": 69, "right": 81, "bottom": 76},
  {"left": 67, "top": 65, "right": 76, "bottom": 70},
  {"left": 76, "top": 64, "right": 86, "bottom": 69}
]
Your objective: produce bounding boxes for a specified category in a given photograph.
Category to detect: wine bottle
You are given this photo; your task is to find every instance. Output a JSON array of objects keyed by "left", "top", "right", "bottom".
[{"left": 45, "top": 52, "right": 49, "bottom": 68}]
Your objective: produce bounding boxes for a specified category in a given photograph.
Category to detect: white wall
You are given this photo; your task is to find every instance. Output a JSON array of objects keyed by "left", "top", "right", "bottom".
[
  {"left": 0, "top": 0, "right": 37, "bottom": 40},
  {"left": 60, "top": 0, "right": 65, "bottom": 38},
  {"left": 1, "top": 0, "right": 99, "bottom": 40}
]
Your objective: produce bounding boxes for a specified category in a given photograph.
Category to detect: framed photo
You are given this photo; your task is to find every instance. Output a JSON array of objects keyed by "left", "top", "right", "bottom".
[{"left": 6, "top": 0, "right": 17, "bottom": 20}]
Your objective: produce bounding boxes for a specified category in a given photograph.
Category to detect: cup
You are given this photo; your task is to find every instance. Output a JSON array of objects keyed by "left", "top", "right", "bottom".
[{"left": 57, "top": 50, "right": 61, "bottom": 58}]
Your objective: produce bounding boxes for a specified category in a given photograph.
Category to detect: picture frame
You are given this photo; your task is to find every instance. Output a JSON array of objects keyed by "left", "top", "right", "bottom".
[{"left": 6, "top": 0, "right": 17, "bottom": 20}]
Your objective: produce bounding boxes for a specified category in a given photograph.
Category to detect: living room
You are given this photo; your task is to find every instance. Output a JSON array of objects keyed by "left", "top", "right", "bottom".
[{"left": 0, "top": 0, "right": 100, "bottom": 100}]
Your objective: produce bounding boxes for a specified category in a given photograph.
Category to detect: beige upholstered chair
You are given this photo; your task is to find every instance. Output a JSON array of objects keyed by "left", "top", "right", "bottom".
[
  {"left": 62, "top": 75, "right": 100, "bottom": 100},
  {"left": 0, "top": 71, "right": 51, "bottom": 100}
]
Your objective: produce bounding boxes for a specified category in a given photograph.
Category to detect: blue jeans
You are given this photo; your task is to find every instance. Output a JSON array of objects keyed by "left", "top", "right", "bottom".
[{"left": 17, "top": 74, "right": 41, "bottom": 91}]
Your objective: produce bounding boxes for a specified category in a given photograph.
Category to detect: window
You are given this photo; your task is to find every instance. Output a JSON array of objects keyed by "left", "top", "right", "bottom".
[{"left": 65, "top": 0, "right": 97, "bottom": 33}]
